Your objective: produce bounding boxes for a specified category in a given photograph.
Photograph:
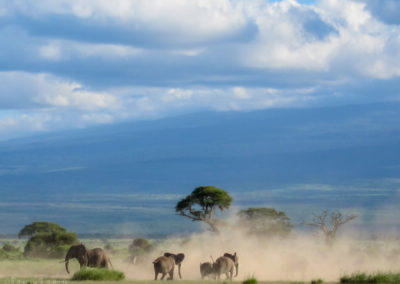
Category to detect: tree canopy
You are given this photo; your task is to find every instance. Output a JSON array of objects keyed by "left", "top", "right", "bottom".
[
  {"left": 18, "top": 221, "right": 67, "bottom": 238},
  {"left": 19, "top": 221, "right": 78, "bottom": 258},
  {"left": 237, "top": 207, "right": 293, "bottom": 238},
  {"left": 175, "top": 186, "right": 233, "bottom": 234}
]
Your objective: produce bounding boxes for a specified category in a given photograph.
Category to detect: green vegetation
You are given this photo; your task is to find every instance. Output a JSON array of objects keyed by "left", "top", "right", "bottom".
[
  {"left": 237, "top": 208, "right": 293, "bottom": 238},
  {"left": 243, "top": 277, "right": 258, "bottom": 284},
  {"left": 0, "top": 243, "right": 23, "bottom": 260},
  {"left": 71, "top": 268, "right": 125, "bottom": 281},
  {"left": 311, "top": 279, "right": 324, "bottom": 284},
  {"left": 175, "top": 185, "right": 233, "bottom": 234},
  {"left": 340, "top": 272, "right": 400, "bottom": 283},
  {"left": 19, "top": 221, "right": 78, "bottom": 258}
]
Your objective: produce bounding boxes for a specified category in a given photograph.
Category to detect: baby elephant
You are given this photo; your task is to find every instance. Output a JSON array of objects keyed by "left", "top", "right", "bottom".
[
  {"left": 200, "top": 262, "right": 214, "bottom": 279},
  {"left": 153, "top": 252, "right": 185, "bottom": 280}
]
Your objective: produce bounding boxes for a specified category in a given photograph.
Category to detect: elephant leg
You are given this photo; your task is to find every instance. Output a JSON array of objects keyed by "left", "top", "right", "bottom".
[
  {"left": 168, "top": 269, "right": 174, "bottom": 280},
  {"left": 154, "top": 271, "right": 159, "bottom": 280},
  {"left": 161, "top": 273, "right": 166, "bottom": 280}
]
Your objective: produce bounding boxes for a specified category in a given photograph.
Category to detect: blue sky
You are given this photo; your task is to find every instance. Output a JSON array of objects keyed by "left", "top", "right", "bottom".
[{"left": 0, "top": 0, "right": 400, "bottom": 140}]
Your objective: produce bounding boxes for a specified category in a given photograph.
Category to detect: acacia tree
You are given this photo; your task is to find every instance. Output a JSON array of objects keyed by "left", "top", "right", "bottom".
[
  {"left": 19, "top": 221, "right": 78, "bottom": 258},
  {"left": 175, "top": 186, "right": 233, "bottom": 234},
  {"left": 307, "top": 210, "right": 357, "bottom": 244},
  {"left": 238, "top": 208, "right": 293, "bottom": 238}
]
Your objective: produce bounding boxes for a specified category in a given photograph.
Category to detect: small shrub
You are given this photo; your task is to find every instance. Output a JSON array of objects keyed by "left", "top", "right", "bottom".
[
  {"left": 242, "top": 277, "right": 258, "bottom": 284},
  {"left": 0, "top": 244, "right": 23, "bottom": 260},
  {"left": 71, "top": 268, "right": 125, "bottom": 281},
  {"left": 311, "top": 279, "right": 324, "bottom": 284},
  {"left": 2, "top": 243, "right": 19, "bottom": 253}
]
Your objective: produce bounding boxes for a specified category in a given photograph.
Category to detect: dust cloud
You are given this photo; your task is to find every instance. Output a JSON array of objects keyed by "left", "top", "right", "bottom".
[
  {"left": 1, "top": 229, "right": 399, "bottom": 282},
  {"left": 122, "top": 229, "right": 400, "bottom": 282}
]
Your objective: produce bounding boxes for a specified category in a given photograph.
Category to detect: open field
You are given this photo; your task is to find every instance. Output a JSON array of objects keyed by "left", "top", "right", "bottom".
[{"left": 1, "top": 234, "right": 400, "bottom": 284}]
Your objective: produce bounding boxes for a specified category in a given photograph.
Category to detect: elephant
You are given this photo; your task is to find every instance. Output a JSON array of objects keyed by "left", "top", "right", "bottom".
[
  {"left": 224, "top": 252, "right": 239, "bottom": 277},
  {"left": 153, "top": 253, "right": 185, "bottom": 280},
  {"left": 64, "top": 244, "right": 113, "bottom": 274},
  {"left": 212, "top": 256, "right": 235, "bottom": 280},
  {"left": 200, "top": 262, "right": 214, "bottom": 279},
  {"left": 163, "top": 252, "right": 185, "bottom": 279}
]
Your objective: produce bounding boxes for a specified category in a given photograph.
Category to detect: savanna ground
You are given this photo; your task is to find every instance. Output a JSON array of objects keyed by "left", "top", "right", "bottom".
[{"left": 1, "top": 232, "right": 399, "bottom": 284}]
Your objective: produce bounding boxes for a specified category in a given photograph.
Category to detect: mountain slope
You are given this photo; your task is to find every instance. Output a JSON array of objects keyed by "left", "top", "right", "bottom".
[{"left": 1, "top": 103, "right": 399, "bottom": 195}]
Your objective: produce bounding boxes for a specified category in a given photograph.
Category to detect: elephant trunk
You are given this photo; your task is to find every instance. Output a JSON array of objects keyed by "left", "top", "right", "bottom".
[
  {"left": 178, "top": 263, "right": 182, "bottom": 279},
  {"left": 235, "top": 263, "right": 239, "bottom": 277},
  {"left": 65, "top": 256, "right": 70, "bottom": 274}
]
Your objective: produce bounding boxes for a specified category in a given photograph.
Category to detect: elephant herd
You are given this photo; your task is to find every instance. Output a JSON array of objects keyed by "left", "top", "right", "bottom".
[
  {"left": 153, "top": 252, "right": 239, "bottom": 280},
  {"left": 63, "top": 244, "right": 239, "bottom": 281}
]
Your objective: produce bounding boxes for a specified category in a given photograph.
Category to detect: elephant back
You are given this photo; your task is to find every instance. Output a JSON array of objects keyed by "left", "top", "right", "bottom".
[
  {"left": 215, "top": 256, "right": 234, "bottom": 271},
  {"left": 88, "top": 248, "right": 108, "bottom": 266},
  {"left": 153, "top": 256, "right": 174, "bottom": 272}
]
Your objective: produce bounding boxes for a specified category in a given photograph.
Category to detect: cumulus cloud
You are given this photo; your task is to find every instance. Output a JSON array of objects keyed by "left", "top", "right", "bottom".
[
  {"left": 0, "top": 71, "right": 119, "bottom": 110},
  {"left": 5, "top": 0, "right": 252, "bottom": 46},
  {"left": 0, "top": 0, "right": 400, "bottom": 139}
]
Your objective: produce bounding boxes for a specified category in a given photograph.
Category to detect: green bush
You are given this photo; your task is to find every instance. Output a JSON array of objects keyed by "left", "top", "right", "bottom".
[
  {"left": 311, "top": 279, "right": 324, "bottom": 284},
  {"left": 71, "top": 268, "right": 125, "bottom": 281},
  {"left": 0, "top": 244, "right": 23, "bottom": 260},
  {"left": 340, "top": 272, "right": 400, "bottom": 283},
  {"left": 2, "top": 243, "right": 19, "bottom": 253},
  {"left": 242, "top": 277, "right": 258, "bottom": 284}
]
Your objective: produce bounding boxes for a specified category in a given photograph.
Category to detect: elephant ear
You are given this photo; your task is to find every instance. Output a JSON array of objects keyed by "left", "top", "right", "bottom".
[
  {"left": 224, "top": 252, "right": 238, "bottom": 263},
  {"left": 164, "top": 252, "right": 174, "bottom": 258},
  {"left": 175, "top": 253, "right": 185, "bottom": 265}
]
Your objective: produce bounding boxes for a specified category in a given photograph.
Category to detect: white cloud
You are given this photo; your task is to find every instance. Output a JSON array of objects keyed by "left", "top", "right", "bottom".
[
  {"left": 233, "top": 87, "right": 251, "bottom": 100},
  {"left": 0, "top": 71, "right": 120, "bottom": 110},
  {"left": 38, "top": 40, "right": 142, "bottom": 61},
  {"left": 9, "top": 0, "right": 248, "bottom": 44},
  {"left": 235, "top": 0, "right": 400, "bottom": 79},
  {"left": 4, "top": 0, "right": 400, "bottom": 79},
  {"left": 39, "top": 43, "right": 62, "bottom": 60},
  {"left": 162, "top": 88, "right": 193, "bottom": 102}
]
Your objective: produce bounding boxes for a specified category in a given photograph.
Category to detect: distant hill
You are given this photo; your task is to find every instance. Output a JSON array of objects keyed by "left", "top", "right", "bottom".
[
  {"left": 0, "top": 103, "right": 399, "bottom": 235},
  {"left": 1, "top": 102, "right": 399, "bottom": 194}
]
